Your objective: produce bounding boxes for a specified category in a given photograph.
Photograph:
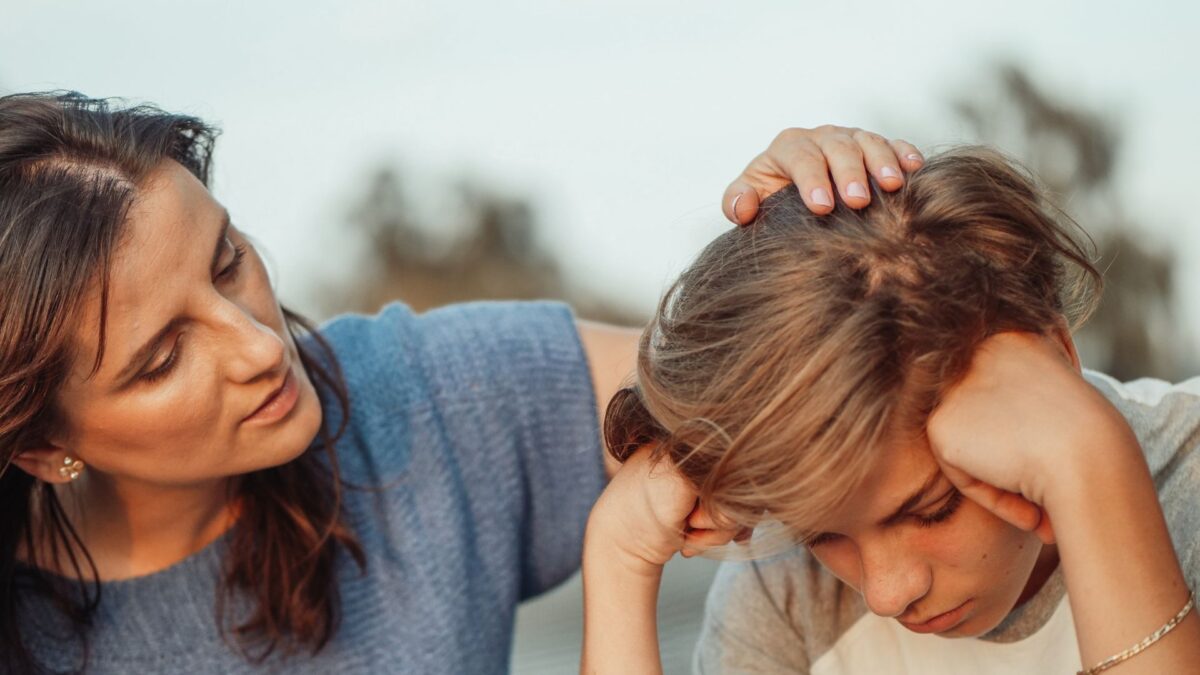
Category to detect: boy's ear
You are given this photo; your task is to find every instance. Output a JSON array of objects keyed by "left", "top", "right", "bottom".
[
  {"left": 1048, "top": 317, "right": 1082, "bottom": 373},
  {"left": 8, "top": 446, "right": 81, "bottom": 484}
]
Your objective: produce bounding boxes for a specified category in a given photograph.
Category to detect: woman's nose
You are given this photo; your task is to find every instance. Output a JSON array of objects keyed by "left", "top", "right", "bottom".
[
  {"left": 219, "top": 306, "right": 287, "bottom": 382},
  {"left": 858, "top": 541, "right": 931, "bottom": 618}
]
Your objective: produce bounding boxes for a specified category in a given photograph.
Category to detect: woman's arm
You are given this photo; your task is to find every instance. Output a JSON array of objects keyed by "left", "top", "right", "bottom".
[{"left": 929, "top": 331, "right": 1200, "bottom": 674}]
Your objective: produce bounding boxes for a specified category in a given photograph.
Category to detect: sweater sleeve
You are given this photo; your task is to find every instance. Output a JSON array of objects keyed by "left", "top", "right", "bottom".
[{"left": 318, "top": 301, "right": 606, "bottom": 599}]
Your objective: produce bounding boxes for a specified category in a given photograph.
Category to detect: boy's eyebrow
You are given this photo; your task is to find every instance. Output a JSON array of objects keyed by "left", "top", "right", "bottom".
[{"left": 877, "top": 468, "right": 944, "bottom": 526}]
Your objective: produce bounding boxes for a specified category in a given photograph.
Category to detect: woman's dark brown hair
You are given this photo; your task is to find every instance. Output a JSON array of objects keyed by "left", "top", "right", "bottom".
[
  {"left": 0, "top": 92, "right": 364, "bottom": 673},
  {"left": 605, "top": 147, "right": 1103, "bottom": 539}
]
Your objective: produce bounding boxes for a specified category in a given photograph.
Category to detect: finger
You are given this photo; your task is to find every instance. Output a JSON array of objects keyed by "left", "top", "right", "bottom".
[
  {"left": 686, "top": 528, "right": 739, "bottom": 548},
  {"left": 764, "top": 132, "right": 837, "bottom": 214},
  {"left": 889, "top": 138, "right": 925, "bottom": 173},
  {"left": 761, "top": 128, "right": 843, "bottom": 214},
  {"left": 723, "top": 179, "right": 762, "bottom": 226},
  {"left": 682, "top": 529, "right": 741, "bottom": 558},
  {"left": 940, "top": 463, "right": 1043, "bottom": 532},
  {"left": 815, "top": 131, "right": 871, "bottom": 209},
  {"left": 852, "top": 129, "right": 904, "bottom": 192},
  {"left": 1033, "top": 509, "right": 1056, "bottom": 545},
  {"left": 687, "top": 505, "right": 717, "bottom": 531}
]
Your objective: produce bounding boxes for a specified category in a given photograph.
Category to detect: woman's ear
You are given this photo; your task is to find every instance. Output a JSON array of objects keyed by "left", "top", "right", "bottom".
[
  {"left": 9, "top": 447, "right": 82, "bottom": 484},
  {"left": 1048, "top": 317, "right": 1082, "bottom": 373}
]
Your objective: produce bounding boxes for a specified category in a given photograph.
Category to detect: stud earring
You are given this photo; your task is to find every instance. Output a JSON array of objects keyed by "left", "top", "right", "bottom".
[{"left": 57, "top": 456, "right": 84, "bottom": 481}]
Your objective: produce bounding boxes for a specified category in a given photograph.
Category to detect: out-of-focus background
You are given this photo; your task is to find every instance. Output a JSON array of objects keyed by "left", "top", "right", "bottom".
[{"left": 4, "top": 2, "right": 1197, "bottom": 672}]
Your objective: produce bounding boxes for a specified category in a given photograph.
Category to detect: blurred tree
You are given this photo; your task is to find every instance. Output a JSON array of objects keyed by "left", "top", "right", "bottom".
[
  {"left": 319, "top": 165, "right": 642, "bottom": 326},
  {"left": 953, "top": 64, "right": 1192, "bottom": 380},
  {"left": 322, "top": 66, "right": 1194, "bottom": 380}
]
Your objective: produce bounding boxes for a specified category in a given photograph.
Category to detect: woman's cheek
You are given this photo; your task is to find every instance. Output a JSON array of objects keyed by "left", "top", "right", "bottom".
[{"left": 141, "top": 356, "right": 227, "bottom": 439}]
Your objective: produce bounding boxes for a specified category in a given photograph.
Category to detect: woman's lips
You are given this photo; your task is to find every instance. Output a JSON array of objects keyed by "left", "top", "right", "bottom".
[
  {"left": 898, "top": 599, "right": 973, "bottom": 634},
  {"left": 243, "top": 369, "right": 299, "bottom": 425}
]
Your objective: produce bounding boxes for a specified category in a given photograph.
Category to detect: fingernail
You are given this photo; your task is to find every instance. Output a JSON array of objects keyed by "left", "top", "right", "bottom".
[
  {"left": 847, "top": 182, "right": 869, "bottom": 200},
  {"left": 906, "top": 153, "right": 923, "bottom": 163},
  {"left": 881, "top": 166, "right": 901, "bottom": 180},
  {"left": 730, "top": 192, "right": 744, "bottom": 219},
  {"left": 810, "top": 188, "right": 833, "bottom": 208}
]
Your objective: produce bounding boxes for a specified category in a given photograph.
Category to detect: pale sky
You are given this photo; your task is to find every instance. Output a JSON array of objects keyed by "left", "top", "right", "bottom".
[{"left": 2, "top": 0, "right": 1197, "bottom": 337}]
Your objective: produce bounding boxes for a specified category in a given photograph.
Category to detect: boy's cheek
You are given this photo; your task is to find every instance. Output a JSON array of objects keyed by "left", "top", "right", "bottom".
[{"left": 811, "top": 543, "right": 863, "bottom": 591}]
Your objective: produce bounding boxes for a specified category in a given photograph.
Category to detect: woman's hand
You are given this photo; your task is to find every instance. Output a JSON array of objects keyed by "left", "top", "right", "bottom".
[{"left": 724, "top": 126, "right": 924, "bottom": 224}]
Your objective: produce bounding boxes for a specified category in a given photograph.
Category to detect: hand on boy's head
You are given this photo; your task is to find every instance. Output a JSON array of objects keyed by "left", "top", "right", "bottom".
[
  {"left": 926, "top": 331, "right": 1136, "bottom": 544},
  {"left": 723, "top": 126, "right": 924, "bottom": 225}
]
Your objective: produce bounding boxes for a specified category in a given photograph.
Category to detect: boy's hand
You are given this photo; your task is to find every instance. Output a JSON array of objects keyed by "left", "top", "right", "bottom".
[
  {"left": 586, "top": 446, "right": 743, "bottom": 576},
  {"left": 926, "top": 331, "right": 1139, "bottom": 543}
]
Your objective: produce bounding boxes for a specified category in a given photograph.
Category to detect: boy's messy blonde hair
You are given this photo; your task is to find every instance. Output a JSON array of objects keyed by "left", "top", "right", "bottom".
[{"left": 605, "top": 147, "right": 1101, "bottom": 538}]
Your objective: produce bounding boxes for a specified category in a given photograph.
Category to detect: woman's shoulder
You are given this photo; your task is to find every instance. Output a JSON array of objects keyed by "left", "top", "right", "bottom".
[
  {"left": 317, "top": 300, "right": 583, "bottom": 396},
  {"left": 309, "top": 300, "right": 602, "bottom": 519}
]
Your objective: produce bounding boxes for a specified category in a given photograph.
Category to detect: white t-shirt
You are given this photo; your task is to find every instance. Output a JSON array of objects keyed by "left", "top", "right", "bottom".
[{"left": 694, "top": 372, "right": 1200, "bottom": 674}]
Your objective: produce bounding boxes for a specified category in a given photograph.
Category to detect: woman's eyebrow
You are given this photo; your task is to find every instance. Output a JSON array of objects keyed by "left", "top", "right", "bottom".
[
  {"left": 877, "top": 468, "right": 944, "bottom": 526},
  {"left": 114, "top": 211, "right": 230, "bottom": 385}
]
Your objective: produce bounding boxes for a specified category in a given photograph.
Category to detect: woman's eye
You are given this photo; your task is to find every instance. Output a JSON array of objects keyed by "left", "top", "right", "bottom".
[
  {"left": 216, "top": 241, "right": 247, "bottom": 282},
  {"left": 141, "top": 337, "right": 183, "bottom": 383},
  {"left": 914, "top": 488, "right": 964, "bottom": 527}
]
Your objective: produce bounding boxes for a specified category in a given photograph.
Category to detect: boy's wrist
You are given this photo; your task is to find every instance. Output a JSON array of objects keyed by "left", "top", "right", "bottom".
[
  {"left": 584, "top": 513, "right": 669, "bottom": 582},
  {"left": 1041, "top": 413, "right": 1145, "bottom": 518}
]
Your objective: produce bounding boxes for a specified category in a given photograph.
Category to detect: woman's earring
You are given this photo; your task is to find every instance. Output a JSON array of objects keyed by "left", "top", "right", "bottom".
[{"left": 57, "top": 456, "right": 84, "bottom": 481}]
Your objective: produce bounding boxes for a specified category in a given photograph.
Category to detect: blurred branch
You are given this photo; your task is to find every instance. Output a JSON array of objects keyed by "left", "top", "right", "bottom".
[
  {"left": 952, "top": 62, "right": 1192, "bottom": 379},
  {"left": 318, "top": 164, "right": 643, "bottom": 325}
]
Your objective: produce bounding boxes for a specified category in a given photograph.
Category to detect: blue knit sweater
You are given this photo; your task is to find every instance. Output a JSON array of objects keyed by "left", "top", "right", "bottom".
[{"left": 21, "top": 301, "right": 605, "bottom": 674}]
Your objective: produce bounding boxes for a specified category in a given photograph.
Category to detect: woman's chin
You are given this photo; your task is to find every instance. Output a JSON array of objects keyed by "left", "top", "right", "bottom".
[{"left": 245, "top": 372, "right": 325, "bottom": 472}]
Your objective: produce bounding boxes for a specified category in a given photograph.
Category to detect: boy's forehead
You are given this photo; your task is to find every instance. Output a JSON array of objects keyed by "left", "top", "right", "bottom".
[{"left": 820, "top": 441, "right": 940, "bottom": 527}]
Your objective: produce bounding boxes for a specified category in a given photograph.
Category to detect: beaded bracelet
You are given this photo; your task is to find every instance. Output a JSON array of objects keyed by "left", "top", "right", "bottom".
[{"left": 1078, "top": 590, "right": 1195, "bottom": 675}]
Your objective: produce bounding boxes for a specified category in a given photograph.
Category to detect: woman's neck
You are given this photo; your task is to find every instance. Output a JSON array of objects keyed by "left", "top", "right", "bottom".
[{"left": 45, "top": 471, "right": 239, "bottom": 581}]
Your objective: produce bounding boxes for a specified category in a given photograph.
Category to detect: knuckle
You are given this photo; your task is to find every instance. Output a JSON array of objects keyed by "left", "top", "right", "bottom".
[
  {"left": 790, "top": 142, "right": 827, "bottom": 166},
  {"left": 853, "top": 129, "right": 887, "bottom": 146},
  {"left": 823, "top": 135, "right": 863, "bottom": 159},
  {"left": 774, "top": 127, "right": 808, "bottom": 146}
]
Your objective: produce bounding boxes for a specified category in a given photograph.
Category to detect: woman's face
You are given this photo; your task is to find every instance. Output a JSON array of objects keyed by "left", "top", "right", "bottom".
[
  {"left": 802, "top": 436, "right": 1048, "bottom": 637},
  {"left": 50, "top": 159, "right": 323, "bottom": 488}
]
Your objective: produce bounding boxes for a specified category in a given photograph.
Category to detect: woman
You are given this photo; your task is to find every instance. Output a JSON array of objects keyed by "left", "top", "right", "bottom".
[
  {"left": 583, "top": 148, "right": 1200, "bottom": 673},
  {"left": 0, "top": 91, "right": 920, "bottom": 673}
]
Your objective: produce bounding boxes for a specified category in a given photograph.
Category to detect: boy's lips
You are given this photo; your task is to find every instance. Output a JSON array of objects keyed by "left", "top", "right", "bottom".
[{"left": 898, "top": 598, "right": 973, "bottom": 634}]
